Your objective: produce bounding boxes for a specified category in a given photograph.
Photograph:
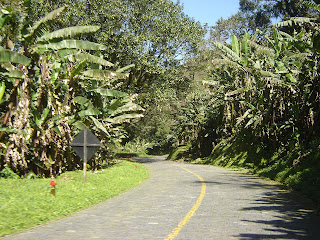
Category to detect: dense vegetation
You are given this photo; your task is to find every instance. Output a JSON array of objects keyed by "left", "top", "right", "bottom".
[
  {"left": 168, "top": 0, "right": 320, "bottom": 205},
  {"left": 0, "top": 0, "right": 204, "bottom": 177},
  {"left": 1, "top": 0, "right": 319, "bottom": 205}
]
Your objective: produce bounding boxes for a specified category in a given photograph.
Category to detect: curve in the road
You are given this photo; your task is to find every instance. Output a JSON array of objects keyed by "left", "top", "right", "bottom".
[{"left": 164, "top": 164, "right": 206, "bottom": 240}]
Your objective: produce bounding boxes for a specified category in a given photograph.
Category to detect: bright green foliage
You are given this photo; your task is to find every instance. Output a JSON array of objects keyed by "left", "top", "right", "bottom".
[
  {"left": 0, "top": 161, "right": 148, "bottom": 236},
  {"left": 0, "top": 3, "right": 143, "bottom": 177},
  {"left": 172, "top": 2, "right": 320, "bottom": 204},
  {"left": 27, "top": 0, "right": 206, "bottom": 89}
]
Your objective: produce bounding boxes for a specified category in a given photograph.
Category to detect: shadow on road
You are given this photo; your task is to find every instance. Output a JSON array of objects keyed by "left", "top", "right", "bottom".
[{"left": 235, "top": 191, "right": 320, "bottom": 239}]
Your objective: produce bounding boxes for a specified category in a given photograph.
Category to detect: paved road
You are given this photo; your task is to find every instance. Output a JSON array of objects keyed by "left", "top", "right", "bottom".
[{"left": 2, "top": 156, "right": 320, "bottom": 240}]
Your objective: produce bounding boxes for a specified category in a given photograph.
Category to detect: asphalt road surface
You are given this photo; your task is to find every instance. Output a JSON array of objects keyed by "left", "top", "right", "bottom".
[{"left": 2, "top": 156, "right": 320, "bottom": 240}]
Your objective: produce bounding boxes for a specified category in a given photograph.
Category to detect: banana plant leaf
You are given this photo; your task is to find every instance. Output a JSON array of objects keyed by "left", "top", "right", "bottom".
[
  {"left": 78, "top": 108, "right": 101, "bottom": 118},
  {"left": 65, "top": 53, "right": 114, "bottom": 67},
  {"left": 0, "top": 49, "right": 31, "bottom": 65},
  {"left": 72, "top": 96, "right": 90, "bottom": 105},
  {"left": 0, "top": 82, "right": 5, "bottom": 101},
  {"left": 116, "top": 64, "right": 135, "bottom": 73},
  {"left": 0, "top": 13, "right": 10, "bottom": 30},
  {"left": 25, "top": 6, "right": 66, "bottom": 39},
  {"left": 0, "top": 127, "right": 28, "bottom": 136},
  {"left": 107, "top": 113, "right": 144, "bottom": 124},
  {"left": 82, "top": 69, "right": 129, "bottom": 80},
  {"left": 37, "top": 26, "right": 101, "bottom": 42},
  {"left": 92, "top": 89, "right": 127, "bottom": 98},
  {"left": 37, "top": 40, "right": 107, "bottom": 51},
  {"left": 236, "top": 109, "right": 252, "bottom": 126},
  {"left": 90, "top": 116, "right": 110, "bottom": 137},
  {"left": 232, "top": 35, "right": 240, "bottom": 57},
  {"left": 1, "top": 69, "right": 25, "bottom": 79},
  {"left": 71, "top": 60, "right": 87, "bottom": 78},
  {"left": 109, "top": 102, "right": 144, "bottom": 117},
  {"left": 212, "top": 41, "right": 241, "bottom": 63},
  {"left": 72, "top": 121, "right": 86, "bottom": 130}
]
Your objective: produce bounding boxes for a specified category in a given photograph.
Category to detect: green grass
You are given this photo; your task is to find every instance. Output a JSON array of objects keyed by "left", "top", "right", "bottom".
[{"left": 0, "top": 160, "right": 149, "bottom": 236}]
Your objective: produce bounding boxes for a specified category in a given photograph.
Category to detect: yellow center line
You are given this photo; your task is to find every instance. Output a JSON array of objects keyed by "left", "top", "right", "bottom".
[{"left": 164, "top": 164, "right": 206, "bottom": 240}]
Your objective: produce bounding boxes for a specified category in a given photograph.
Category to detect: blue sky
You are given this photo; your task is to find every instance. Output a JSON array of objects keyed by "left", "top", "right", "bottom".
[{"left": 174, "top": 0, "right": 240, "bottom": 26}]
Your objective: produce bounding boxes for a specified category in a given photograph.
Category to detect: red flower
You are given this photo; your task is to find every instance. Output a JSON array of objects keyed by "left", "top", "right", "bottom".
[{"left": 50, "top": 180, "right": 56, "bottom": 186}]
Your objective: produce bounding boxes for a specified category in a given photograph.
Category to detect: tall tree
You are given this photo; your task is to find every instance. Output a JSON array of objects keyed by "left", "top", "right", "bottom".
[{"left": 27, "top": 0, "right": 206, "bottom": 90}]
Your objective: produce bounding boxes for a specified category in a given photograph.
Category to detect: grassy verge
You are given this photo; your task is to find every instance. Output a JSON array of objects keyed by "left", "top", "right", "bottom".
[{"left": 0, "top": 160, "right": 149, "bottom": 236}]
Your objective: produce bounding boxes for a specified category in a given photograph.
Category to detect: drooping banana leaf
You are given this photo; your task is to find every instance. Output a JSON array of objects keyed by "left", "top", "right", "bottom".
[
  {"left": 273, "top": 17, "right": 317, "bottom": 28},
  {"left": 72, "top": 121, "right": 86, "bottom": 130},
  {"left": 116, "top": 64, "right": 135, "bottom": 73},
  {"left": 37, "top": 40, "right": 107, "bottom": 51},
  {"left": 89, "top": 116, "right": 110, "bottom": 137},
  {"left": 109, "top": 102, "right": 144, "bottom": 117},
  {"left": 225, "top": 87, "right": 252, "bottom": 97},
  {"left": 78, "top": 108, "right": 101, "bottom": 118},
  {"left": 0, "top": 127, "right": 28, "bottom": 136},
  {"left": 25, "top": 6, "right": 66, "bottom": 39},
  {"left": 1, "top": 69, "right": 25, "bottom": 79},
  {"left": 92, "top": 88, "right": 127, "bottom": 98},
  {"left": 37, "top": 26, "right": 101, "bottom": 42},
  {"left": 0, "top": 49, "right": 31, "bottom": 65},
  {"left": 58, "top": 49, "right": 78, "bottom": 57},
  {"left": 72, "top": 96, "right": 90, "bottom": 105},
  {"left": 245, "top": 115, "right": 259, "bottom": 128},
  {"left": 0, "top": 13, "right": 10, "bottom": 30},
  {"left": 65, "top": 53, "right": 114, "bottom": 67},
  {"left": 212, "top": 41, "right": 241, "bottom": 63},
  {"left": 70, "top": 60, "right": 87, "bottom": 78},
  {"left": 107, "top": 113, "right": 144, "bottom": 124},
  {"left": 82, "top": 69, "right": 129, "bottom": 80}
]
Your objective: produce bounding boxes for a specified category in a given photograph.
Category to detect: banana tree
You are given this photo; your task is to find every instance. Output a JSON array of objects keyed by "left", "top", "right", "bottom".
[
  {"left": 210, "top": 27, "right": 306, "bottom": 150},
  {"left": 0, "top": 4, "right": 143, "bottom": 177}
]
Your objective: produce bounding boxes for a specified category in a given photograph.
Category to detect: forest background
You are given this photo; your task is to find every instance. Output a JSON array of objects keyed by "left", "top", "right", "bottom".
[{"left": 0, "top": 0, "right": 320, "bottom": 206}]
